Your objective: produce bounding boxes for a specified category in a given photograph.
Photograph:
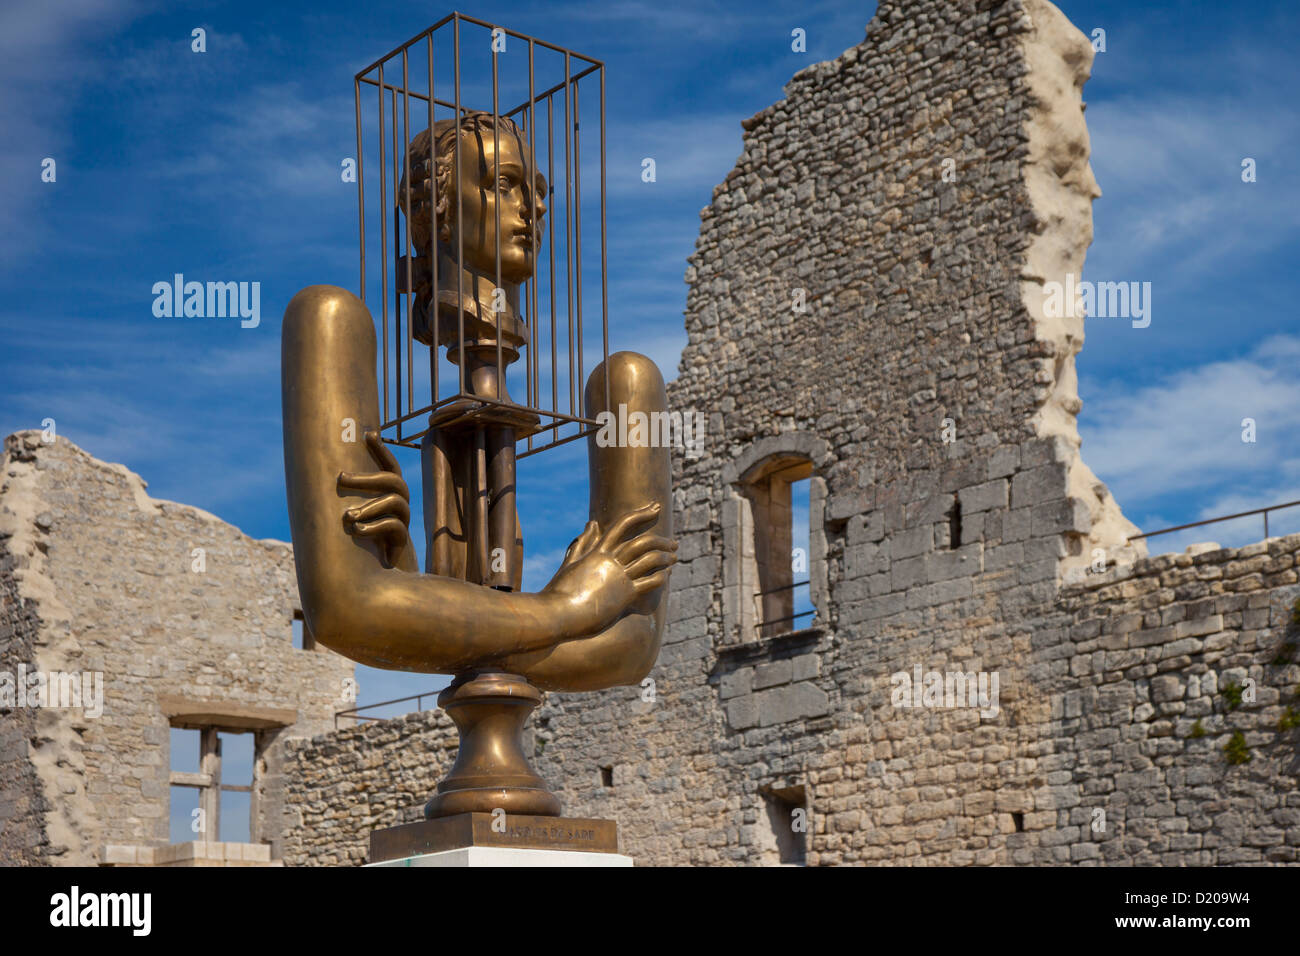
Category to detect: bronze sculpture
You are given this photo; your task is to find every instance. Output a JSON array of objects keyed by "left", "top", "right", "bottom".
[{"left": 281, "top": 72, "right": 676, "bottom": 822}]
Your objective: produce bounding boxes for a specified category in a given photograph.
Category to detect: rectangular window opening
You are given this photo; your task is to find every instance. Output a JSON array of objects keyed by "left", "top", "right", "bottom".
[
  {"left": 292, "top": 609, "right": 316, "bottom": 651},
  {"left": 750, "top": 459, "right": 815, "bottom": 638},
  {"left": 168, "top": 725, "right": 258, "bottom": 845},
  {"left": 762, "top": 784, "right": 808, "bottom": 866}
]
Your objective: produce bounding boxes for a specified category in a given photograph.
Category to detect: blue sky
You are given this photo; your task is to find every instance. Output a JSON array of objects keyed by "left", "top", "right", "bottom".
[{"left": 3, "top": 0, "right": 1299, "bottom": 740}]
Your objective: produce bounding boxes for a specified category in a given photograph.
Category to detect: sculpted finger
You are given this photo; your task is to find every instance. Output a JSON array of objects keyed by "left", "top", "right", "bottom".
[
  {"left": 351, "top": 515, "right": 407, "bottom": 537},
  {"left": 623, "top": 551, "right": 676, "bottom": 580},
  {"left": 338, "top": 470, "right": 409, "bottom": 498},
  {"left": 351, "top": 516, "right": 408, "bottom": 556},
  {"left": 345, "top": 493, "right": 410, "bottom": 528},
  {"left": 631, "top": 570, "right": 670, "bottom": 595},
  {"left": 598, "top": 502, "right": 661, "bottom": 552},
  {"left": 614, "top": 534, "right": 677, "bottom": 564},
  {"left": 562, "top": 520, "right": 600, "bottom": 567},
  {"left": 576, "top": 520, "right": 601, "bottom": 555},
  {"left": 364, "top": 429, "right": 401, "bottom": 474}
]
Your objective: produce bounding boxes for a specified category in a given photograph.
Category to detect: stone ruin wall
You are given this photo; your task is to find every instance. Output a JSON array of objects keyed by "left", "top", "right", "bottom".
[
  {"left": 279, "top": 0, "right": 1299, "bottom": 867},
  {"left": 0, "top": 433, "right": 354, "bottom": 865},
  {"left": 282, "top": 534, "right": 1300, "bottom": 866},
  {"left": 0, "top": 496, "right": 47, "bottom": 864}
]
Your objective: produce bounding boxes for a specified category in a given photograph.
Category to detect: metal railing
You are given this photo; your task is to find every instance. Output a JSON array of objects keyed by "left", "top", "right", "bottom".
[
  {"left": 754, "top": 579, "right": 815, "bottom": 636},
  {"left": 1128, "top": 499, "right": 1300, "bottom": 544},
  {"left": 334, "top": 690, "right": 441, "bottom": 729}
]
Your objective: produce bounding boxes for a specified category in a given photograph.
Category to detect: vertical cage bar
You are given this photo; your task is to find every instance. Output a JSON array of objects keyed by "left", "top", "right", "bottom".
[
  {"left": 377, "top": 62, "right": 389, "bottom": 423},
  {"left": 402, "top": 47, "right": 414, "bottom": 420},
  {"left": 391, "top": 87, "right": 402, "bottom": 434},
  {"left": 454, "top": 15, "right": 465, "bottom": 398},
  {"left": 573, "top": 81, "right": 584, "bottom": 421},
  {"left": 519, "top": 103, "right": 530, "bottom": 450},
  {"left": 355, "top": 77, "right": 366, "bottom": 301},
  {"left": 492, "top": 40, "right": 503, "bottom": 405},
  {"left": 547, "top": 94, "right": 558, "bottom": 434},
  {"left": 599, "top": 66, "right": 610, "bottom": 417},
  {"left": 563, "top": 52, "right": 576, "bottom": 429},
  {"left": 527, "top": 38, "right": 538, "bottom": 451},
  {"left": 487, "top": 35, "right": 512, "bottom": 591},
  {"left": 427, "top": 32, "right": 439, "bottom": 405},
  {"left": 521, "top": 104, "right": 531, "bottom": 452}
]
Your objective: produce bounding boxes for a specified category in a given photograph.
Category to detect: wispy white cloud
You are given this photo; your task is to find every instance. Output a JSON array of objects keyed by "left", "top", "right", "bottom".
[
  {"left": 1080, "top": 333, "right": 1300, "bottom": 534},
  {"left": 605, "top": 114, "right": 745, "bottom": 200},
  {"left": 544, "top": 0, "right": 872, "bottom": 43},
  {"left": 521, "top": 545, "right": 568, "bottom": 593},
  {"left": 1086, "top": 93, "right": 1300, "bottom": 283},
  {"left": 0, "top": 0, "right": 149, "bottom": 256}
]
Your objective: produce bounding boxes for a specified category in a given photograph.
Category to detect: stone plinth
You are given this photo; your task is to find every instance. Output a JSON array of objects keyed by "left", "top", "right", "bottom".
[{"left": 370, "top": 812, "right": 620, "bottom": 863}]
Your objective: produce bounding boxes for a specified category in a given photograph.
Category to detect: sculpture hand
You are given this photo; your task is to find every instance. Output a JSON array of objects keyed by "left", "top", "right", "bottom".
[
  {"left": 542, "top": 502, "right": 677, "bottom": 638},
  {"left": 338, "top": 429, "right": 412, "bottom": 568}
]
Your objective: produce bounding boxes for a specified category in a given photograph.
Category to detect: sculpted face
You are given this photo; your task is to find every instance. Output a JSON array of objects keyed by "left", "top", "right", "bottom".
[{"left": 449, "top": 123, "right": 547, "bottom": 285}]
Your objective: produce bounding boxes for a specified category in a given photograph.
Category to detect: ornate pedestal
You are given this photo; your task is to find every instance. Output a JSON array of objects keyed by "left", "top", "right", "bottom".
[
  {"left": 369, "top": 672, "right": 633, "bottom": 867},
  {"left": 424, "top": 670, "right": 561, "bottom": 818}
]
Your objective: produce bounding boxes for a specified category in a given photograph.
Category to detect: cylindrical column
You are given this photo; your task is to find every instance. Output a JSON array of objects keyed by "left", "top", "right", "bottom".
[{"left": 486, "top": 425, "right": 516, "bottom": 590}]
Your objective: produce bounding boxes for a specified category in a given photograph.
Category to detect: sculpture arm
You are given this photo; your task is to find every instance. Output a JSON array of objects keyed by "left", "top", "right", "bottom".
[
  {"left": 281, "top": 285, "right": 644, "bottom": 672},
  {"left": 497, "top": 351, "right": 675, "bottom": 690}
]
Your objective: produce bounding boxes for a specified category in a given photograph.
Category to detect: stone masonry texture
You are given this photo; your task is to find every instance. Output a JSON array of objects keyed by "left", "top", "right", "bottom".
[{"left": 0, "top": 432, "right": 354, "bottom": 865}]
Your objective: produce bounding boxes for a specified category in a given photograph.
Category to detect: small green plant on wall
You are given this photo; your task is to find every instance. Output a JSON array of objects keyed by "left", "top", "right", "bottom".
[
  {"left": 1223, "top": 731, "right": 1252, "bottom": 766},
  {"left": 1271, "top": 640, "right": 1298, "bottom": 666},
  {"left": 1189, "top": 719, "right": 1206, "bottom": 739},
  {"left": 1222, "top": 682, "right": 1245, "bottom": 711}
]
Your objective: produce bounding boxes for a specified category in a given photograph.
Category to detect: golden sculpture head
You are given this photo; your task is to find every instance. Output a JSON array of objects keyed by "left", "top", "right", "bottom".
[{"left": 401, "top": 113, "right": 547, "bottom": 286}]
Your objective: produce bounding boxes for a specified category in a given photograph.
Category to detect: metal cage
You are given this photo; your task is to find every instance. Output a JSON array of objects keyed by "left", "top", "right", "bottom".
[{"left": 354, "top": 11, "right": 609, "bottom": 459}]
